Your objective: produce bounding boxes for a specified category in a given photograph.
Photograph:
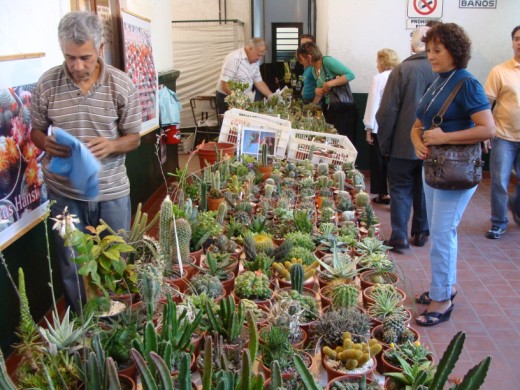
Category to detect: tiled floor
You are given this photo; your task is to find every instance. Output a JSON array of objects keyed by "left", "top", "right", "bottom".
[
  {"left": 369, "top": 176, "right": 520, "bottom": 389},
  {"left": 142, "top": 156, "right": 520, "bottom": 389}
]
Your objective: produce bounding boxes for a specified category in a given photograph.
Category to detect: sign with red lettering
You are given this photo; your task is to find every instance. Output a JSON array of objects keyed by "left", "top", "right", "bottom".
[{"left": 408, "top": 0, "right": 443, "bottom": 18}]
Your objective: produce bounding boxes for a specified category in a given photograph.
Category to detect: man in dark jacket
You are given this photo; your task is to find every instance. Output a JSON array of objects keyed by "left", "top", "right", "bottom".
[{"left": 376, "top": 26, "right": 435, "bottom": 252}]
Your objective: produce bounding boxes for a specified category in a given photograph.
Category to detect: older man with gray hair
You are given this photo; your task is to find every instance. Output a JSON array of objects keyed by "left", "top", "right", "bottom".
[
  {"left": 215, "top": 37, "right": 273, "bottom": 114},
  {"left": 376, "top": 26, "right": 435, "bottom": 252},
  {"left": 30, "top": 11, "right": 142, "bottom": 313}
]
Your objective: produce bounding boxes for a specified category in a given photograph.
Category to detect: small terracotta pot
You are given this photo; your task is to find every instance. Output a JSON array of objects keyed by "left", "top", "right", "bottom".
[
  {"left": 259, "top": 325, "right": 308, "bottom": 350},
  {"left": 231, "top": 289, "right": 274, "bottom": 310},
  {"left": 258, "top": 165, "right": 274, "bottom": 181},
  {"left": 321, "top": 354, "right": 375, "bottom": 382},
  {"left": 261, "top": 351, "right": 313, "bottom": 380},
  {"left": 380, "top": 350, "right": 434, "bottom": 374},
  {"left": 220, "top": 271, "right": 236, "bottom": 295},
  {"left": 371, "top": 324, "right": 420, "bottom": 372},
  {"left": 207, "top": 196, "right": 225, "bottom": 211},
  {"left": 362, "top": 285, "right": 406, "bottom": 309},
  {"left": 325, "top": 374, "right": 374, "bottom": 390},
  {"left": 190, "top": 247, "right": 204, "bottom": 265},
  {"left": 359, "top": 269, "right": 400, "bottom": 290}
]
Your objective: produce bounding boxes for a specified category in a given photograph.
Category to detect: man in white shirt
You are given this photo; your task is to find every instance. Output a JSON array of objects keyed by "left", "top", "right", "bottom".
[{"left": 215, "top": 37, "right": 273, "bottom": 114}]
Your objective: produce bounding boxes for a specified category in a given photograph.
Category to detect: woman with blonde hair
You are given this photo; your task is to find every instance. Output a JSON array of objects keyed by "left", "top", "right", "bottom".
[{"left": 364, "top": 48, "right": 400, "bottom": 204}]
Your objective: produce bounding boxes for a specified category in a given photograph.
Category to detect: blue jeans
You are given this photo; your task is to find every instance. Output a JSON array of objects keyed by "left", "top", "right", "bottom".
[
  {"left": 49, "top": 192, "right": 131, "bottom": 313},
  {"left": 423, "top": 174, "right": 476, "bottom": 301},
  {"left": 490, "top": 137, "right": 520, "bottom": 229},
  {"left": 387, "top": 158, "right": 429, "bottom": 241}
]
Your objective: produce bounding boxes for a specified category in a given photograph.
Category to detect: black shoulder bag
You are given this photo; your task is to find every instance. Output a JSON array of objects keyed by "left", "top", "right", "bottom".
[
  {"left": 322, "top": 58, "right": 354, "bottom": 105},
  {"left": 423, "top": 78, "right": 483, "bottom": 190}
]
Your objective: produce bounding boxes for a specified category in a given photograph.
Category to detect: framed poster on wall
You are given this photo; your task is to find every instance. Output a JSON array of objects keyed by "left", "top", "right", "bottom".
[
  {"left": 120, "top": 9, "right": 159, "bottom": 135},
  {"left": 0, "top": 56, "right": 48, "bottom": 250}
]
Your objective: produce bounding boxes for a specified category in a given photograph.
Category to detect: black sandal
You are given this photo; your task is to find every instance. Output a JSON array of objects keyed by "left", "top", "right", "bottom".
[
  {"left": 415, "top": 304, "right": 454, "bottom": 327},
  {"left": 372, "top": 195, "right": 390, "bottom": 205},
  {"left": 415, "top": 290, "right": 457, "bottom": 305}
]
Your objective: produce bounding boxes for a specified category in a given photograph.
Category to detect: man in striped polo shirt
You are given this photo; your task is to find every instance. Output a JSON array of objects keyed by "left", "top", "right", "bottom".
[
  {"left": 215, "top": 37, "right": 274, "bottom": 115},
  {"left": 30, "top": 11, "right": 141, "bottom": 313}
]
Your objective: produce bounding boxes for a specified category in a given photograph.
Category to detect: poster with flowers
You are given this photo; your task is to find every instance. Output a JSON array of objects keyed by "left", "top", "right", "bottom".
[
  {"left": 0, "top": 58, "right": 48, "bottom": 249},
  {"left": 121, "top": 9, "right": 159, "bottom": 135}
]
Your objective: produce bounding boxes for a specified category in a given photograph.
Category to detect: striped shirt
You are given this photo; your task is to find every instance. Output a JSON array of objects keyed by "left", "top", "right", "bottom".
[
  {"left": 216, "top": 48, "right": 263, "bottom": 98},
  {"left": 31, "top": 58, "right": 141, "bottom": 201}
]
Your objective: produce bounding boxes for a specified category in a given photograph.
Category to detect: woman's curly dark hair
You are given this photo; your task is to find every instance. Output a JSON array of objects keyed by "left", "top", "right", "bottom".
[{"left": 423, "top": 23, "right": 472, "bottom": 69}]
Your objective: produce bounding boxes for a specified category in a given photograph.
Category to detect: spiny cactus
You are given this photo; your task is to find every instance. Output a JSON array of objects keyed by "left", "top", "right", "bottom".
[
  {"left": 355, "top": 191, "right": 370, "bottom": 208},
  {"left": 188, "top": 273, "right": 224, "bottom": 298},
  {"left": 381, "top": 312, "right": 415, "bottom": 345},
  {"left": 331, "top": 284, "right": 359, "bottom": 309},
  {"left": 234, "top": 271, "right": 272, "bottom": 300},
  {"left": 200, "top": 181, "right": 207, "bottom": 211},
  {"left": 264, "top": 183, "right": 276, "bottom": 199},
  {"left": 333, "top": 169, "right": 346, "bottom": 192},
  {"left": 290, "top": 263, "right": 304, "bottom": 294},
  {"left": 216, "top": 201, "right": 227, "bottom": 225},
  {"left": 159, "top": 195, "right": 174, "bottom": 265},
  {"left": 171, "top": 217, "right": 191, "bottom": 266},
  {"left": 322, "top": 331, "right": 382, "bottom": 371},
  {"left": 271, "top": 258, "right": 319, "bottom": 281}
]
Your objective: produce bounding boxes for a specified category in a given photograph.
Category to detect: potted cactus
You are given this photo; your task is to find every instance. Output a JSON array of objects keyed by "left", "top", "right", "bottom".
[
  {"left": 321, "top": 331, "right": 382, "bottom": 382},
  {"left": 257, "top": 143, "right": 274, "bottom": 180},
  {"left": 186, "top": 273, "right": 225, "bottom": 300},
  {"left": 233, "top": 270, "right": 274, "bottom": 307}
]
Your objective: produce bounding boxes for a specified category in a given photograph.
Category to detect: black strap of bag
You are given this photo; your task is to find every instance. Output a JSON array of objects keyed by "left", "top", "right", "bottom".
[
  {"left": 424, "top": 77, "right": 483, "bottom": 190},
  {"left": 430, "top": 78, "right": 468, "bottom": 129},
  {"left": 322, "top": 57, "right": 354, "bottom": 106}
]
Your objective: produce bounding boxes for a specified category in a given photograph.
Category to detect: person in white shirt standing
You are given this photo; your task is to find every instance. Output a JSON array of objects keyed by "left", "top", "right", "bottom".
[
  {"left": 215, "top": 37, "right": 273, "bottom": 115},
  {"left": 364, "top": 48, "right": 400, "bottom": 205}
]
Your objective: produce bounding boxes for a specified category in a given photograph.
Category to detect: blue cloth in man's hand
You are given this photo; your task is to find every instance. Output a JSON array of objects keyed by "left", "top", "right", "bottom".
[{"left": 47, "top": 128, "right": 100, "bottom": 198}]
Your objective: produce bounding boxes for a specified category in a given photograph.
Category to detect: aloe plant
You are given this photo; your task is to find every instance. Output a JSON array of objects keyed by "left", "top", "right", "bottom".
[
  {"left": 205, "top": 295, "right": 246, "bottom": 344},
  {"left": 385, "top": 331, "right": 492, "bottom": 389},
  {"left": 79, "top": 334, "right": 122, "bottom": 390},
  {"left": 316, "top": 241, "right": 361, "bottom": 282},
  {"left": 131, "top": 349, "right": 192, "bottom": 390}
]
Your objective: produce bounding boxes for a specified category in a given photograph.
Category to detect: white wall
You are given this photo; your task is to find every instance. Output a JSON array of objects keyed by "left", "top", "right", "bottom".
[
  {"left": 1, "top": 0, "right": 516, "bottom": 91},
  {"left": 171, "top": 0, "right": 251, "bottom": 41},
  {"left": 325, "top": 0, "right": 518, "bottom": 92},
  {"left": 0, "top": 0, "right": 70, "bottom": 70}
]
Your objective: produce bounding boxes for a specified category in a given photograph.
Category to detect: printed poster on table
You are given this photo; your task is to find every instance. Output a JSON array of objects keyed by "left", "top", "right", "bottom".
[
  {"left": 0, "top": 58, "right": 48, "bottom": 250},
  {"left": 121, "top": 10, "right": 159, "bottom": 135}
]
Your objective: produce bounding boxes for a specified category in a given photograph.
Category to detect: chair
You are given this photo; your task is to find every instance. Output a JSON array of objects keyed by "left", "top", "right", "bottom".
[{"left": 189, "top": 95, "right": 222, "bottom": 143}]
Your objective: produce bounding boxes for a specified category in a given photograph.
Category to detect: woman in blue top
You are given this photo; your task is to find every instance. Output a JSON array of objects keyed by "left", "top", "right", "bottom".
[
  {"left": 297, "top": 42, "right": 358, "bottom": 144},
  {"left": 411, "top": 23, "right": 495, "bottom": 326}
]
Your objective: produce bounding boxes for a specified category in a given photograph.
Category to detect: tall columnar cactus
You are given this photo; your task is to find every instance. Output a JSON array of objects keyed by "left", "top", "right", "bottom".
[
  {"left": 200, "top": 181, "right": 207, "bottom": 212},
  {"left": 171, "top": 217, "right": 191, "bottom": 267},
  {"left": 159, "top": 195, "right": 174, "bottom": 264},
  {"left": 333, "top": 170, "right": 346, "bottom": 192},
  {"left": 290, "top": 263, "right": 304, "bottom": 294},
  {"left": 261, "top": 143, "right": 268, "bottom": 166},
  {"left": 216, "top": 202, "right": 227, "bottom": 225}
]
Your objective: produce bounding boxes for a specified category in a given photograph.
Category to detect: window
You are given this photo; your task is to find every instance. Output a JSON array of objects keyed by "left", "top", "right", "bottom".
[{"left": 271, "top": 23, "right": 303, "bottom": 63}]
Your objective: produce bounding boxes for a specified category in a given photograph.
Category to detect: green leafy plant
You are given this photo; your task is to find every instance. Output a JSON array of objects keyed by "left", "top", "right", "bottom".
[
  {"left": 67, "top": 222, "right": 136, "bottom": 309},
  {"left": 384, "top": 340, "right": 433, "bottom": 369}
]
